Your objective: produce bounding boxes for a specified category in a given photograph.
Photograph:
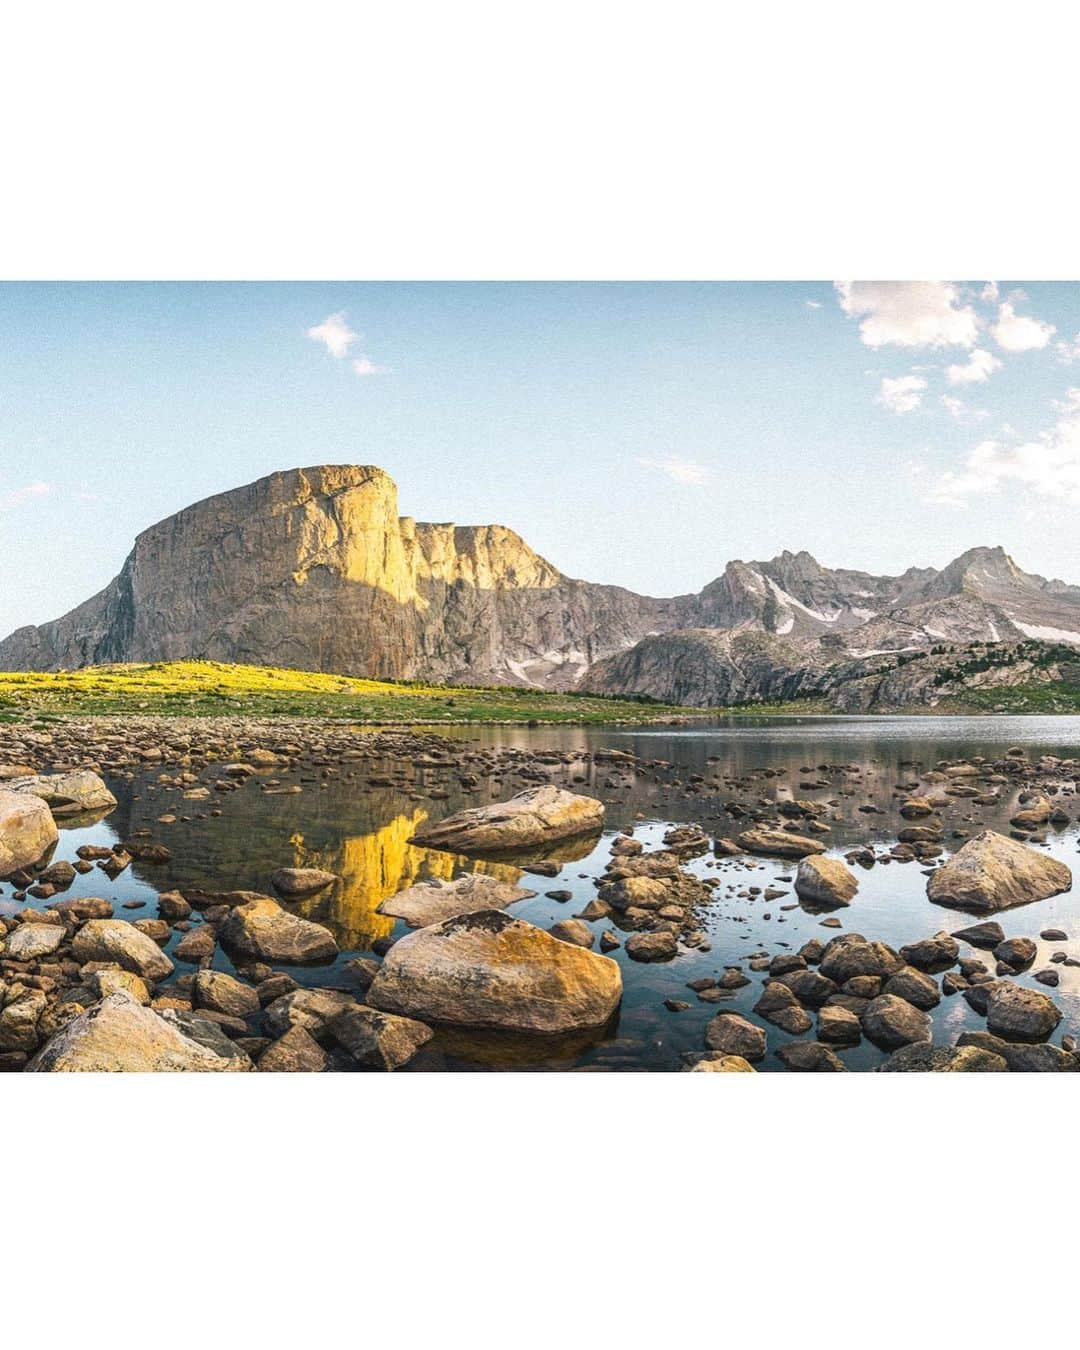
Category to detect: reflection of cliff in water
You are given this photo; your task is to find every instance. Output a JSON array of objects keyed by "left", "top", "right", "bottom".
[
  {"left": 286, "top": 808, "right": 524, "bottom": 950},
  {"left": 105, "top": 774, "right": 527, "bottom": 952}
]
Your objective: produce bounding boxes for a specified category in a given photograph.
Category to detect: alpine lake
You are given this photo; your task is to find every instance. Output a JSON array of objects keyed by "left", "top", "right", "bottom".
[{"left": 5, "top": 714, "right": 1080, "bottom": 1072}]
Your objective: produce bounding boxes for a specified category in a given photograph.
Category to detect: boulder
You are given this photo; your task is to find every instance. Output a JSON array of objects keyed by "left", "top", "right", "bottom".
[
  {"left": 0, "top": 788, "right": 59, "bottom": 877},
  {"left": 408, "top": 785, "right": 604, "bottom": 855},
  {"left": 899, "top": 931, "right": 959, "bottom": 971},
  {"left": 257, "top": 1025, "right": 328, "bottom": 1072},
  {"left": 378, "top": 872, "right": 534, "bottom": 928},
  {"left": 686, "top": 1053, "right": 756, "bottom": 1072},
  {"left": 985, "top": 982, "right": 1062, "bottom": 1042},
  {"left": 263, "top": 987, "right": 356, "bottom": 1037},
  {"left": 27, "top": 993, "right": 251, "bottom": 1071},
  {"left": 625, "top": 930, "right": 678, "bottom": 962},
  {"left": 71, "top": 919, "right": 174, "bottom": 982},
  {"left": 3, "top": 769, "right": 116, "bottom": 817},
  {"left": 775, "top": 1041, "right": 847, "bottom": 1072},
  {"left": 860, "top": 994, "right": 932, "bottom": 1049},
  {"left": 993, "top": 937, "right": 1037, "bottom": 969},
  {"left": 1, "top": 922, "right": 66, "bottom": 960},
  {"left": 817, "top": 1004, "right": 861, "bottom": 1045},
  {"left": 366, "top": 910, "right": 622, "bottom": 1035},
  {"left": 192, "top": 970, "right": 260, "bottom": 1019},
  {"left": 794, "top": 855, "right": 858, "bottom": 907},
  {"left": 269, "top": 867, "right": 339, "bottom": 898},
  {"left": 549, "top": 919, "right": 595, "bottom": 949},
  {"left": 952, "top": 920, "right": 1005, "bottom": 949},
  {"left": 736, "top": 828, "right": 826, "bottom": 859},
  {"left": 819, "top": 933, "right": 903, "bottom": 984},
  {"left": 957, "top": 1029, "right": 1076, "bottom": 1072},
  {"left": 219, "top": 895, "right": 338, "bottom": 965},
  {"left": 703, "top": 1012, "right": 767, "bottom": 1062},
  {"left": 329, "top": 1007, "right": 434, "bottom": 1070},
  {"left": 878, "top": 1044, "right": 1008, "bottom": 1072},
  {"left": 882, "top": 966, "right": 941, "bottom": 1010},
  {"left": 928, "top": 830, "right": 1072, "bottom": 913}
]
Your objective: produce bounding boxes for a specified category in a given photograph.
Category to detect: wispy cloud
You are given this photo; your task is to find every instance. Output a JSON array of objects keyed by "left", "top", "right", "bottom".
[
  {"left": 930, "top": 388, "right": 1080, "bottom": 505},
  {"left": 308, "top": 310, "right": 386, "bottom": 375},
  {"left": 637, "top": 456, "right": 710, "bottom": 486},
  {"left": 0, "top": 480, "right": 52, "bottom": 510},
  {"left": 878, "top": 373, "right": 927, "bottom": 414}
]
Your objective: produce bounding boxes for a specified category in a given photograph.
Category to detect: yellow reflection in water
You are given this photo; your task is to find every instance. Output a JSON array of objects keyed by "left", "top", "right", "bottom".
[{"left": 286, "top": 808, "right": 524, "bottom": 951}]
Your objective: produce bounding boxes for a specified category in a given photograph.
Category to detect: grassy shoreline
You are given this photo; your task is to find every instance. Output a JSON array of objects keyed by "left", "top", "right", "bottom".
[
  {"left": 0, "top": 660, "right": 709, "bottom": 724},
  {"left": 1, "top": 661, "right": 1076, "bottom": 724}
]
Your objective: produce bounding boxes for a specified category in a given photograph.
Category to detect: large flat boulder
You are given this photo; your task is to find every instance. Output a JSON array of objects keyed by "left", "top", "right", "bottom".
[
  {"left": 366, "top": 910, "right": 622, "bottom": 1034},
  {"left": 270, "top": 867, "right": 339, "bottom": 898},
  {"left": 27, "top": 993, "right": 252, "bottom": 1071},
  {"left": 71, "top": 919, "right": 174, "bottom": 982},
  {"left": 408, "top": 785, "right": 604, "bottom": 856},
  {"left": 736, "top": 827, "right": 826, "bottom": 859},
  {"left": 378, "top": 872, "right": 535, "bottom": 928},
  {"left": 928, "top": 830, "right": 1072, "bottom": 913},
  {"left": 4, "top": 769, "right": 117, "bottom": 817},
  {"left": 218, "top": 895, "right": 338, "bottom": 965},
  {"left": 0, "top": 788, "right": 59, "bottom": 877}
]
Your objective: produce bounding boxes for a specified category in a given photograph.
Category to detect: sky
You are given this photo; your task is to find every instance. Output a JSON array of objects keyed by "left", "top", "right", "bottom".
[{"left": 1, "top": 280, "right": 1079, "bottom": 637}]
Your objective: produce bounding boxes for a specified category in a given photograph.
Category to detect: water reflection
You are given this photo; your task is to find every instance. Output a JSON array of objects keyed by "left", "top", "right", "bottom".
[{"left": 6, "top": 714, "right": 1080, "bottom": 1071}]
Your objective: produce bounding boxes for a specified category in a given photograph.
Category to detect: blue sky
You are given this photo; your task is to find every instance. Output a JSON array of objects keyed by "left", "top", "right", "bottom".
[{"left": 1, "top": 280, "right": 1079, "bottom": 637}]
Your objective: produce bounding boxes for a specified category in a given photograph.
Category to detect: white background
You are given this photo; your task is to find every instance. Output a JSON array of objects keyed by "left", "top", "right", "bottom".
[{"left": 4, "top": 3, "right": 1076, "bottom": 1346}]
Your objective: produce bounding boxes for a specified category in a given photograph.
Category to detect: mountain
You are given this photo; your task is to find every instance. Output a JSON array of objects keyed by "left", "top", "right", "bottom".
[
  {"left": 2, "top": 463, "right": 1079, "bottom": 710},
  {"left": 0, "top": 465, "right": 692, "bottom": 686}
]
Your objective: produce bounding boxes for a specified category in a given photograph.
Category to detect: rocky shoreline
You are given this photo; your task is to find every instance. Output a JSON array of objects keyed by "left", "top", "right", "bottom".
[{"left": 1, "top": 715, "right": 1078, "bottom": 1071}]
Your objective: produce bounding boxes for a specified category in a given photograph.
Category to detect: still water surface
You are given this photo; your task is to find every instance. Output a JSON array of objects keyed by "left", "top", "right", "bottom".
[{"left": 7, "top": 715, "right": 1080, "bottom": 1070}]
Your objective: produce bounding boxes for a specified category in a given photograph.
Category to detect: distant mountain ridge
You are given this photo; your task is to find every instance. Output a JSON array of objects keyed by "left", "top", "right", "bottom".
[{"left": 2, "top": 464, "right": 1079, "bottom": 709}]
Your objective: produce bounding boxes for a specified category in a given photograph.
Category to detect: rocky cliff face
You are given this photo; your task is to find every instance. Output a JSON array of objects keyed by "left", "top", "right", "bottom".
[
  {"left": 0, "top": 465, "right": 689, "bottom": 686},
  {"left": 3, "top": 464, "right": 1079, "bottom": 709}
]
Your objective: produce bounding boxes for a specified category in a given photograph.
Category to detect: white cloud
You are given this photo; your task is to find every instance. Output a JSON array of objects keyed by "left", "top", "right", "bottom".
[
  {"left": 835, "top": 281, "right": 979, "bottom": 349},
  {"left": 990, "top": 301, "right": 1055, "bottom": 353},
  {"left": 946, "top": 347, "right": 1001, "bottom": 385},
  {"left": 637, "top": 456, "right": 709, "bottom": 486},
  {"left": 930, "top": 388, "right": 1080, "bottom": 504},
  {"left": 351, "top": 355, "right": 383, "bottom": 377},
  {"left": 941, "top": 395, "right": 966, "bottom": 419},
  {"left": 307, "top": 311, "right": 360, "bottom": 359},
  {"left": 805, "top": 299, "right": 822, "bottom": 309},
  {"left": 0, "top": 480, "right": 52, "bottom": 510},
  {"left": 1056, "top": 332, "right": 1080, "bottom": 364},
  {"left": 981, "top": 281, "right": 1000, "bottom": 302},
  {"left": 878, "top": 373, "right": 927, "bottom": 414}
]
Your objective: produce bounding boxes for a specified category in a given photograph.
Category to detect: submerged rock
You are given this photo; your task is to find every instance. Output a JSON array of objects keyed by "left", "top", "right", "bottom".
[
  {"left": 0, "top": 788, "right": 58, "bottom": 877},
  {"left": 927, "top": 829, "right": 1072, "bottom": 913},
  {"left": 408, "top": 785, "right": 604, "bottom": 855},
  {"left": 366, "top": 910, "right": 622, "bottom": 1034},
  {"left": 378, "top": 872, "right": 534, "bottom": 928}
]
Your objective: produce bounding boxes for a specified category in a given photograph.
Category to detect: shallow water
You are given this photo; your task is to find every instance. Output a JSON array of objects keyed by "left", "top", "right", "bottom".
[{"left": 5, "top": 714, "right": 1080, "bottom": 1071}]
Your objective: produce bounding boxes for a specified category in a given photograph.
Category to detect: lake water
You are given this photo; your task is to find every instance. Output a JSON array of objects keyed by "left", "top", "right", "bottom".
[{"left": 5, "top": 714, "right": 1079, "bottom": 1071}]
